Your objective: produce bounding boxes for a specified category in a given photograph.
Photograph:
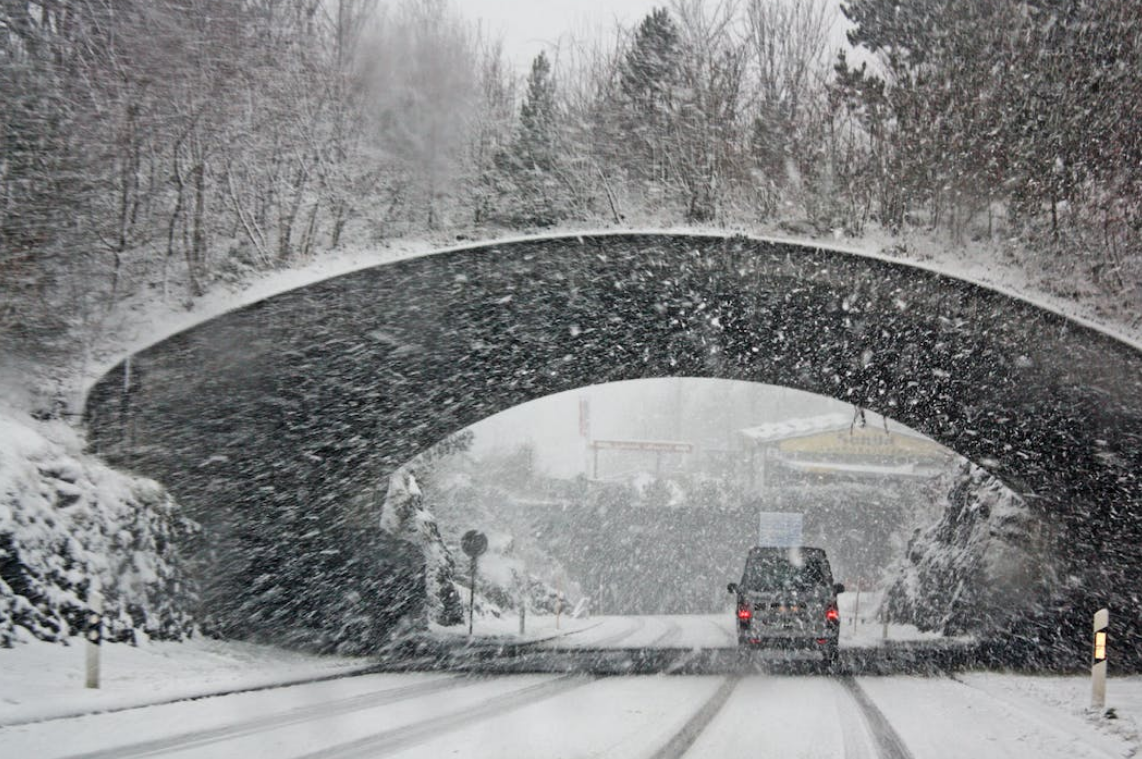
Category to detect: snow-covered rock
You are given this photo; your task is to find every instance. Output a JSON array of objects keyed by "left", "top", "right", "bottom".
[
  {"left": 880, "top": 460, "right": 1057, "bottom": 636},
  {"left": 0, "top": 412, "right": 198, "bottom": 646}
]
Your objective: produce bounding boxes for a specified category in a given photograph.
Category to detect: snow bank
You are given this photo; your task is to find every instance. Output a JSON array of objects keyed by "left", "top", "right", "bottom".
[
  {"left": 0, "top": 410, "right": 198, "bottom": 646},
  {"left": 0, "top": 636, "right": 371, "bottom": 726}
]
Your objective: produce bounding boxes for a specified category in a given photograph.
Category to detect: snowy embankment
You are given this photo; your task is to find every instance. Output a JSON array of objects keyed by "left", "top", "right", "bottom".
[
  {"left": 0, "top": 636, "right": 372, "bottom": 726},
  {"left": 0, "top": 409, "right": 198, "bottom": 647},
  {"left": 880, "top": 460, "right": 1052, "bottom": 639}
]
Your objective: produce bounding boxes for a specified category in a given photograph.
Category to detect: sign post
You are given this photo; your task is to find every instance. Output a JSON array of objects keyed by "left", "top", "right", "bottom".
[
  {"left": 1092, "top": 608, "right": 1109, "bottom": 709},
  {"left": 461, "top": 530, "right": 488, "bottom": 637}
]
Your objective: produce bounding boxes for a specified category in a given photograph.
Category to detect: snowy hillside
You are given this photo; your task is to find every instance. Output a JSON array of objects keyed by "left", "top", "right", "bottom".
[{"left": 0, "top": 409, "right": 198, "bottom": 646}]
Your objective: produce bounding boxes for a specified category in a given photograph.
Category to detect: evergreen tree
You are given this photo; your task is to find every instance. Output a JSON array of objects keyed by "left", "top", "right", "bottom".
[
  {"left": 497, "top": 52, "right": 577, "bottom": 227},
  {"left": 518, "top": 52, "right": 559, "bottom": 173},
  {"left": 838, "top": 0, "right": 1022, "bottom": 235},
  {"left": 615, "top": 8, "right": 682, "bottom": 186},
  {"left": 838, "top": 0, "right": 1141, "bottom": 284}
]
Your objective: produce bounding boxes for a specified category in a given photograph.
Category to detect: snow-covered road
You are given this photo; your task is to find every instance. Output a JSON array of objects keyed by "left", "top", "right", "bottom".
[
  {"left": 4, "top": 670, "right": 1137, "bottom": 758},
  {"left": 534, "top": 614, "right": 735, "bottom": 649},
  {"left": 1, "top": 618, "right": 1137, "bottom": 758},
  {"left": 441, "top": 605, "right": 960, "bottom": 652}
]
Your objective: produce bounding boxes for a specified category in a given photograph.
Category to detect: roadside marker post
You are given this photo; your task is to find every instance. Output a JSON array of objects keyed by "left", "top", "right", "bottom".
[
  {"left": 85, "top": 581, "right": 103, "bottom": 689},
  {"left": 517, "top": 564, "right": 527, "bottom": 636},
  {"left": 555, "top": 578, "right": 563, "bottom": 630},
  {"left": 461, "top": 530, "right": 488, "bottom": 637},
  {"left": 1092, "top": 608, "right": 1109, "bottom": 709}
]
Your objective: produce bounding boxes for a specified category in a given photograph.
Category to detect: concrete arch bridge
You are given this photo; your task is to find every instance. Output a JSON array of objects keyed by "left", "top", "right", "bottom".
[{"left": 85, "top": 233, "right": 1142, "bottom": 662}]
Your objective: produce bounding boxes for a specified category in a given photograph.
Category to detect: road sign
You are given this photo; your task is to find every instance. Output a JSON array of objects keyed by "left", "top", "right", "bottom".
[
  {"left": 758, "top": 511, "right": 803, "bottom": 546},
  {"left": 590, "top": 439, "right": 693, "bottom": 453},
  {"left": 461, "top": 530, "right": 488, "bottom": 558},
  {"left": 589, "top": 439, "right": 694, "bottom": 479},
  {"left": 758, "top": 512, "right": 803, "bottom": 547},
  {"left": 461, "top": 530, "right": 488, "bottom": 636}
]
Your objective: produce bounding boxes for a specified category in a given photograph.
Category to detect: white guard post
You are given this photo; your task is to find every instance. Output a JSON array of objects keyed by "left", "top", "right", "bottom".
[
  {"left": 517, "top": 568, "right": 526, "bottom": 636},
  {"left": 1091, "top": 607, "right": 1109, "bottom": 710},
  {"left": 555, "top": 581, "right": 563, "bottom": 630},
  {"left": 85, "top": 581, "right": 103, "bottom": 689}
]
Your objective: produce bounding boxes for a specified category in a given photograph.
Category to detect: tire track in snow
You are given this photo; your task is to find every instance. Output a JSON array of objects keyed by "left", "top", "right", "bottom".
[
  {"left": 839, "top": 677, "right": 916, "bottom": 759},
  {"left": 294, "top": 674, "right": 594, "bottom": 759},
  {"left": 59, "top": 675, "right": 469, "bottom": 759},
  {"left": 1, "top": 664, "right": 387, "bottom": 728},
  {"left": 578, "top": 616, "right": 649, "bottom": 648},
  {"left": 706, "top": 616, "right": 737, "bottom": 646},
  {"left": 831, "top": 679, "right": 877, "bottom": 759},
  {"left": 647, "top": 676, "right": 740, "bottom": 759},
  {"left": 648, "top": 618, "right": 683, "bottom": 648}
]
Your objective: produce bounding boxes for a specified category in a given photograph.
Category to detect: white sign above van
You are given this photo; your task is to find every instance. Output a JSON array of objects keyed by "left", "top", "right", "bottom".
[{"left": 758, "top": 512, "right": 803, "bottom": 547}]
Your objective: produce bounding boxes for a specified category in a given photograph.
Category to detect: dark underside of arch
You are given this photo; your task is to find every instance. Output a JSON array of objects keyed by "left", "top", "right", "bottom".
[{"left": 85, "top": 234, "right": 1142, "bottom": 657}]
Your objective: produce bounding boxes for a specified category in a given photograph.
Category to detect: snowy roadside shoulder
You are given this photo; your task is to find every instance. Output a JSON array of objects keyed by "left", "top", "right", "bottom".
[
  {"left": 0, "top": 636, "right": 374, "bottom": 727},
  {"left": 429, "top": 612, "right": 600, "bottom": 648},
  {"left": 957, "top": 671, "right": 1142, "bottom": 752}
]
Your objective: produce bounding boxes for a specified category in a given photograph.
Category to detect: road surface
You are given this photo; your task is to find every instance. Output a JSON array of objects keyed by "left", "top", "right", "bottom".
[
  {"left": 3, "top": 671, "right": 1126, "bottom": 758},
  {"left": 3, "top": 614, "right": 1132, "bottom": 759}
]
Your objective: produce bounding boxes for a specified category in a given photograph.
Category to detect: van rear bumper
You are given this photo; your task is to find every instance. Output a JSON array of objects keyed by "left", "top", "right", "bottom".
[{"left": 737, "top": 631, "right": 838, "bottom": 649}]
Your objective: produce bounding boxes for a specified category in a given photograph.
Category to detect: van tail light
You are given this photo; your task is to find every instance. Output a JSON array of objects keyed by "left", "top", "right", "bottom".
[
  {"left": 826, "top": 605, "right": 839, "bottom": 623},
  {"left": 737, "top": 607, "right": 752, "bottom": 622}
]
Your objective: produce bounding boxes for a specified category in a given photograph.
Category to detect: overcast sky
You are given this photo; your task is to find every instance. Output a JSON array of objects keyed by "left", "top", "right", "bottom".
[
  {"left": 459, "top": 0, "right": 852, "bottom": 72},
  {"left": 468, "top": 379, "right": 870, "bottom": 479},
  {"left": 460, "top": 0, "right": 699, "bottom": 70}
]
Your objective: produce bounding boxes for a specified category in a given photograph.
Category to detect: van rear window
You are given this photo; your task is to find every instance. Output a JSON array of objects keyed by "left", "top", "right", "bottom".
[{"left": 742, "top": 554, "right": 830, "bottom": 590}]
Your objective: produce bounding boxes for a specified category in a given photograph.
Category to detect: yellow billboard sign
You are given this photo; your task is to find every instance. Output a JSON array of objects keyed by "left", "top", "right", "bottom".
[{"left": 778, "top": 427, "right": 948, "bottom": 461}]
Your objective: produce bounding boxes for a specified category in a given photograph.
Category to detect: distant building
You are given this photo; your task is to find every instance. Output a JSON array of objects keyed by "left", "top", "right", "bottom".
[{"left": 739, "top": 412, "right": 954, "bottom": 491}]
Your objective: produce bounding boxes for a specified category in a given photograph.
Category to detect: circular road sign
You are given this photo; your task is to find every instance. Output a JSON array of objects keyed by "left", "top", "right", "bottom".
[{"left": 461, "top": 530, "right": 488, "bottom": 558}]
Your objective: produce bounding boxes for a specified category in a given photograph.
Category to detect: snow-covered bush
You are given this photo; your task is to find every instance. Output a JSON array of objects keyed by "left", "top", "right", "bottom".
[
  {"left": 380, "top": 470, "right": 464, "bottom": 627},
  {"left": 0, "top": 413, "right": 199, "bottom": 646}
]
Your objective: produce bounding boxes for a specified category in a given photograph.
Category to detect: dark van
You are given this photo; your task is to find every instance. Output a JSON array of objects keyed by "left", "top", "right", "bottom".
[{"left": 727, "top": 546, "right": 844, "bottom": 663}]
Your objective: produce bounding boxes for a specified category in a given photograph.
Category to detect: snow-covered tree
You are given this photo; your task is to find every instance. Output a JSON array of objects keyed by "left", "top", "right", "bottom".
[
  {"left": 0, "top": 415, "right": 199, "bottom": 646},
  {"left": 381, "top": 469, "right": 464, "bottom": 627}
]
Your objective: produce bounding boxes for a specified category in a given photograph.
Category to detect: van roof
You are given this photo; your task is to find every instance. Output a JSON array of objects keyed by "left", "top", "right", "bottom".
[{"left": 748, "top": 545, "right": 827, "bottom": 556}]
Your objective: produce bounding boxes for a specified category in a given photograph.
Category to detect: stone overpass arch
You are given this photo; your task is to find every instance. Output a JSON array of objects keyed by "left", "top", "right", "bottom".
[{"left": 85, "top": 233, "right": 1142, "bottom": 653}]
